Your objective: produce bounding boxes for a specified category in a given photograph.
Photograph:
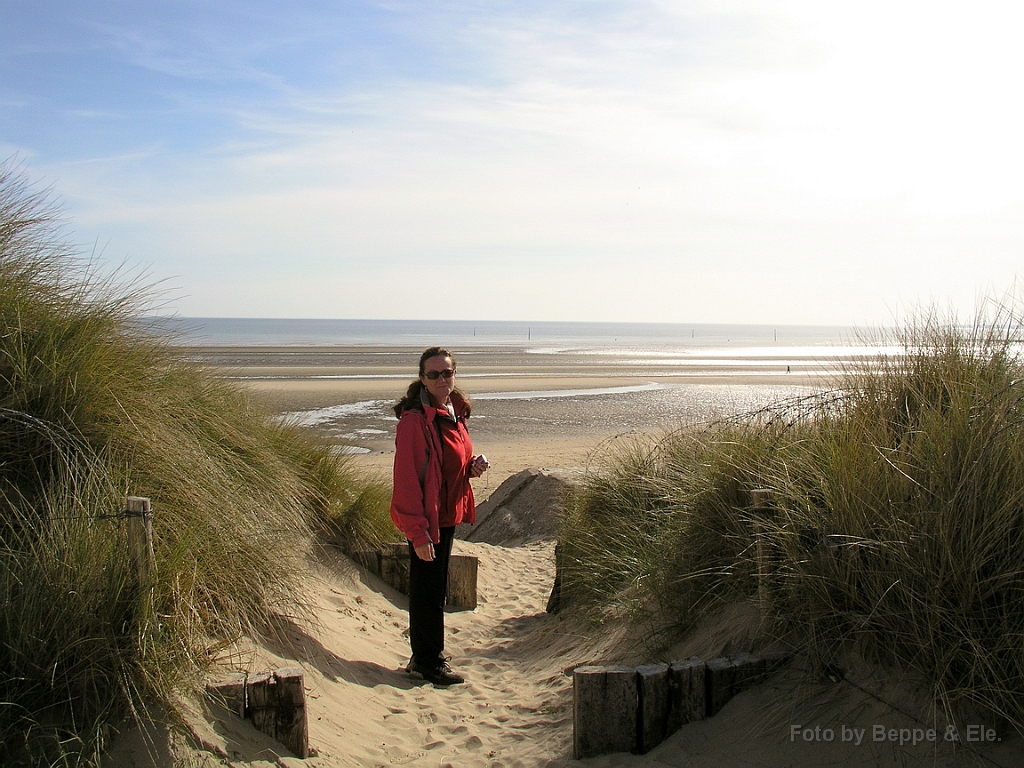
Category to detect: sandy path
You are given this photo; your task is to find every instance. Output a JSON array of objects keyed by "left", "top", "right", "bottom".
[
  {"left": 108, "top": 537, "right": 1024, "bottom": 768},
  {"left": 171, "top": 540, "right": 603, "bottom": 768}
]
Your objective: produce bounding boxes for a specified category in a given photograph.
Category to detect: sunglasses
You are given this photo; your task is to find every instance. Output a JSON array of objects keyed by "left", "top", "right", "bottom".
[{"left": 424, "top": 368, "right": 456, "bottom": 380}]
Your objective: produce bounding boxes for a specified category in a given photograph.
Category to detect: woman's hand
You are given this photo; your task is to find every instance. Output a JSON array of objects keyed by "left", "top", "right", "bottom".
[
  {"left": 414, "top": 542, "right": 435, "bottom": 561},
  {"left": 469, "top": 454, "right": 489, "bottom": 478}
]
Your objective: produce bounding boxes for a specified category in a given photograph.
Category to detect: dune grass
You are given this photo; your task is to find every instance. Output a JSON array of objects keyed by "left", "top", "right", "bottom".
[
  {"left": 560, "top": 303, "right": 1024, "bottom": 731},
  {"left": 0, "top": 162, "right": 393, "bottom": 766}
]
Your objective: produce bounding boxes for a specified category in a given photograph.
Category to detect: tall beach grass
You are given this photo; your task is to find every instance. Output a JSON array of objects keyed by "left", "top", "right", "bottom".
[
  {"left": 560, "top": 303, "right": 1024, "bottom": 730},
  {"left": 0, "top": 162, "right": 393, "bottom": 765}
]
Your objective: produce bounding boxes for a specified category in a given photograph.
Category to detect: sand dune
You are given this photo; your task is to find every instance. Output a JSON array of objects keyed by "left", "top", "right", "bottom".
[
  {"left": 103, "top": 350, "right": 1024, "bottom": 767},
  {"left": 106, "top": 529, "right": 1024, "bottom": 767}
]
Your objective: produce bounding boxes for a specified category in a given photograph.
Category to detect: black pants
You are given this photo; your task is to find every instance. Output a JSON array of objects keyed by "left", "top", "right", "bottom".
[{"left": 407, "top": 526, "right": 455, "bottom": 668}]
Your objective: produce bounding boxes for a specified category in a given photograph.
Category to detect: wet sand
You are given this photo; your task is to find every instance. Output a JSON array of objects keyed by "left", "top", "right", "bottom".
[{"left": 186, "top": 344, "right": 841, "bottom": 493}]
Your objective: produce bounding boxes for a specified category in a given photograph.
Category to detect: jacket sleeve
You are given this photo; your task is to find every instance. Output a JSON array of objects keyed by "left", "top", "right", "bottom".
[{"left": 390, "top": 412, "right": 432, "bottom": 548}]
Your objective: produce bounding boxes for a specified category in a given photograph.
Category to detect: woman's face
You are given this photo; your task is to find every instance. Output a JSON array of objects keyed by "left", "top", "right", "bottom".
[{"left": 420, "top": 354, "right": 456, "bottom": 405}]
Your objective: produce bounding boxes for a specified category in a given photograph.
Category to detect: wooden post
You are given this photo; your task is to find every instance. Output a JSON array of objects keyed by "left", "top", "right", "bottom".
[
  {"left": 351, "top": 550, "right": 381, "bottom": 576},
  {"left": 667, "top": 658, "right": 706, "bottom": 732},
  {"left": 546, "top": 542, "right": 564, "bottom": 613},
  {"left": 446, "top": 555, "right": 478, "bottom": 610},
  {"left": 247, "top": 668, "right": 308, "bottom": 758},
  {"left": 125, "top": 496, "right": 155, "bottom": 633},
  {"left": 206, "top": 673, "right": 247, "bottom": 719},
  {"left": 636, "top": 664, "right": 670, "bottom": 754},
  {"left": 382, "top": 542, "right": 408, "bottom": 558},
  {"left": 730, "top": 652, "right": 768, "bottom": 695},
  {"left": 247, "top": 671, "right": 274, "bottom": 737},
  {"left": 569, "top": 653, "right": 788, "bottom": 759},
  {"left": 377, "top": 544, "right": 478, "bottom": 609},
  {"left": 573, "top": 666, "right": 638, "bottom": 759},
  {"left": 125, "top": 496, "right": 154, "bottom": 587},
  {"left": 750, "top": 489, "right": 774, "bottom": 623},
  {"left": 379, "top": 544, "right": 411, "bottom": 595},
  {"left": 705, "top": 657, "right": 738, "bottom": 717},
  {"left": 705, "top": 654, "right": 777, "bottom": 717}
]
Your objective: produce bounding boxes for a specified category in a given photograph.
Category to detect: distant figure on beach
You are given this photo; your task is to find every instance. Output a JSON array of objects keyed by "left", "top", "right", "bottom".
[{"left": 390, "top": 346, "right": 489, "bottom": 686}]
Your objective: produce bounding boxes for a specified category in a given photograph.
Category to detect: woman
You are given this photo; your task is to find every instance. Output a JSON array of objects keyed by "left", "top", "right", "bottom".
[{"left": 390, "top": 346, "right": 488, "bottom": 686}]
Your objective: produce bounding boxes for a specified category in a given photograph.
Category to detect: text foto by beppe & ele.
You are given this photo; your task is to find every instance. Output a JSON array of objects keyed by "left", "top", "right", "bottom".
[{"left": 790, "top": 724, "right": 1000, "bottom": 746}]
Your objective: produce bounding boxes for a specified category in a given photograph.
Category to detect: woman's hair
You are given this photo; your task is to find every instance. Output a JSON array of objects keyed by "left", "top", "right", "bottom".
[{"left": 392, "top": 346, "right": 472, "bottom": 418}]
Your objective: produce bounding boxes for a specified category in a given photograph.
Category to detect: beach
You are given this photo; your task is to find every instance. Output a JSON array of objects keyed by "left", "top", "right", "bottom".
[
  {"left": 189, "top": 343, "right": 836, "bottom": 493},
  {"left": 102, "top": 338, "right": 1024, "bottom": 768}
]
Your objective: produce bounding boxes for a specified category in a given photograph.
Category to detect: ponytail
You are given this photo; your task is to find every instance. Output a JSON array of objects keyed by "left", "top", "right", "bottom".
[{"left": 393, "top": 379, "right": 425, "bottom": 418}]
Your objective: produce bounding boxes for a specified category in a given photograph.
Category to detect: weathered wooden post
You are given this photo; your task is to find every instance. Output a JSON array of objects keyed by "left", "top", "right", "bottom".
[
  {"left": 351, "top": 549, "right": 382, "bottom": 576},
  {"left": 704, "top": 653, "right": 783, "bottom": 717},
  {"left": 704, "top": 657, "right": 738, "bottom": 717},
  {"left": 546, "top": 542, "right": 565, "bottom": 613},
  {"left": 750, "top": 489, "right": 775, "bottom": 623},
  {"left": 667, "top": 658, "right": 706, "bottom": 731},
  {"left": 446, "top": 555, "right": 478, "bottom": 610},
  {"left": 206, "top": 672, "right": 247, "bottom": 719},
  {"left": 125, "top": 496, "right": 154, "bottom": 587},
  {"left": 636, "top": 664, "right": 671, "bottom": 754},
  {"left": 247, "top": 668, "right": 308, "bottom": 758},
  {"left": 125, "top": 496, "right": 155, "bottom": 633},
  {"left": 380, "top": 542, "right": 411, "bottom": 594},
  {"left": 573, "top": 666, "right": 638, "bottom": 758},
  {"left": 377, "top": 543, "right": 478, "bottom": 609}
]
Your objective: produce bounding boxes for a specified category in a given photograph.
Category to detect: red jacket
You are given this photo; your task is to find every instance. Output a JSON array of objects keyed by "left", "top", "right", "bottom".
[{"left": 390, "top": 390, "right": 476, "bottom": 548}]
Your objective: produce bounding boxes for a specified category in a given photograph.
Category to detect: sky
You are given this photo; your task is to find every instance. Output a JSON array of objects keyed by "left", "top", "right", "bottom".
[{"left": 1, "top": 0, "right": 1022, "bottom": 326}]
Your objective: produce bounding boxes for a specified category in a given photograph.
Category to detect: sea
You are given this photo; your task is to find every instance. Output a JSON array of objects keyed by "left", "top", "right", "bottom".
[
  {"left": 160, "top": 318, "right": 895, "bottom": 454},
  {"left": 163, "top": 317, "right": 885, "bottom": 356}
]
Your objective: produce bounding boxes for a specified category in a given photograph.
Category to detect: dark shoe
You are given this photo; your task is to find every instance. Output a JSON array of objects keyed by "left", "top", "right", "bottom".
[
  {"left": 407, "top": 659, "right": 464, "bottom": 686},
  {"left": 423, "top": 661, "right": 464, "bottom": 686}
]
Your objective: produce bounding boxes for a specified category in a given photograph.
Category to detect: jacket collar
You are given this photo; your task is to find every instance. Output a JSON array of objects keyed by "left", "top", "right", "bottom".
[{"left": 419, "top": 387, "right": 464, "bottom": 422}]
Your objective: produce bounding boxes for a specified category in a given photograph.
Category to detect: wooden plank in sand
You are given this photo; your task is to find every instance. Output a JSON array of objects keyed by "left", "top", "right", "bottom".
[
  {"left": 247, "top": 668, "right": 308, "bottom": 758},
  {"left": 447, "top": 555, "right": 478, "bottom": 610},
  {"left": 704, "top": 657, "right": 737, "bottom": 717},
  {"left": 573, "top": 665, "right": 638, "bottom": 759},
  {"left": 378, "top": 544, "right": 478, "bottom": 609},
  {"left": 206, "top": 672, "right": 247, "bottom": 719},
  {"left": 351, "top": 549, "right": 381, "bottom": 576},
  {"left": 705, "top": 654, "right": 775, "bottom": 717},
  {"left": 667, "top": 658, "right": 707, "bottom": 731},
  {"left": 636, "top": 664, "right": 671, "bottom": 754},
  {"left": 380, "top": 543, "right": 410, "bottom": 595}
]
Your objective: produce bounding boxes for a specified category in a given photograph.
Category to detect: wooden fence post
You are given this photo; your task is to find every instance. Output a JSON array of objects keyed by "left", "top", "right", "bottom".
[
  {"left": 573, "top": 666, "right": 638, "bottom": 758},
  {"left": 247, "top": 668, "right": 308, "bottom": 758},
  {"left": 125, "top": 496, "right": 155, "bottom": 632},
  {"left": 376, "top": 543, "right": 478, "bottom": 610},
  {"left": 667, "top": 658, "right": 706, "bottom": 732},
  {"left": 571, "top": 653, "right": 789, "bottom": 759},
  {"left": 447, "top": 555, "right": 478, "bottom": 610},
  {"left": 379, "top": 543, "right": 411, "bottom": 595},
  {"left": 125, "top": 496, "right": 154, "bottom": 587},
  {"left": 636, "top": 664, "right": 671, "bottom": 754},
  {"left": 206, "top": 673, "right": 247, "bottom": 719}
]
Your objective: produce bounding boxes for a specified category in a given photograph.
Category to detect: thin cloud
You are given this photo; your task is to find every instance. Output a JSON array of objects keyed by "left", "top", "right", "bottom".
[{"left": 2, "top": 0, "right": 1022, "bottom": 323}]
